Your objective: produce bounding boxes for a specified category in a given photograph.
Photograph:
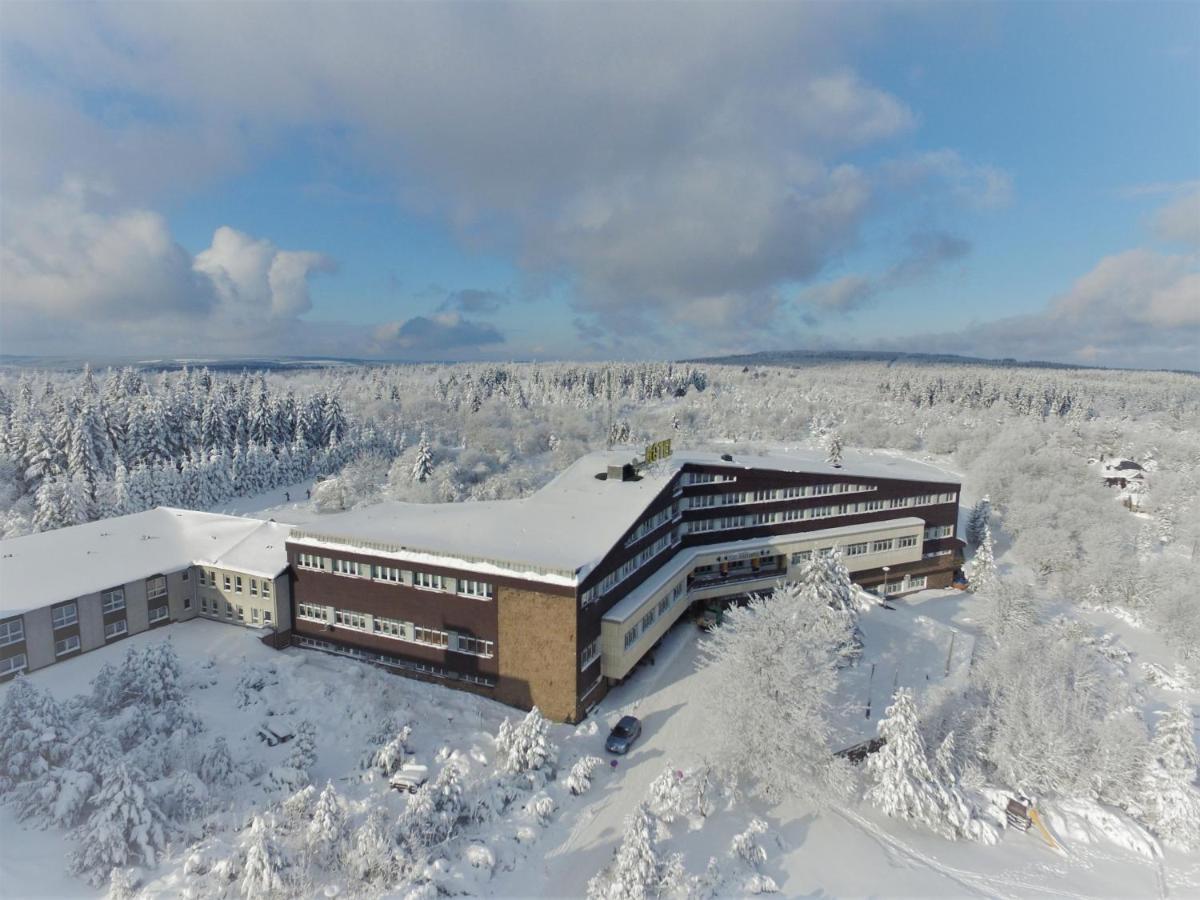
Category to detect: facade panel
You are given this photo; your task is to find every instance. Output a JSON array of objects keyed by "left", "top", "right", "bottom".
[{"left": 22, "top": 606, "right": 55, "bottom": 671}]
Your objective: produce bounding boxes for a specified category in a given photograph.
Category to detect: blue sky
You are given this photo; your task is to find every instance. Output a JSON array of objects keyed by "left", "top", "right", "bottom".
[{"left": 1, "top": 2, "right": 1196, "bottom": 368}]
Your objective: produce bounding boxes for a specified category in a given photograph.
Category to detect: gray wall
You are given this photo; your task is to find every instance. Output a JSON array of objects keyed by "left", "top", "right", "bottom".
[
  {"left": 22, "top": 606, "right": 55, "bottom": 671},
  {"left": 274, "top": 573, "right": 292, "bottom": 630},
  {"left": 78, "top": 591, "right": 105, "bottom": 652},
  {"left": 125, "top": 578, "right": 150, "bottom": 635},
  {"left": 168, "top": 569, "right": 197, "bottom": 622}
]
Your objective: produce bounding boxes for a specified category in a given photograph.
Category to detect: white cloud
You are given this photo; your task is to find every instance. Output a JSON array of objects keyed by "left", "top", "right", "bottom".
[
  {"left": 370, "top": 313, "right": 504, "bottom": 355},
  {"left": 1151, "top": 189, "right": 1200, "bottom": 248},
  {"left": 194, "top": 226, "right": 335, "bottom": 319},
  {"left": 883, "top": 149, "right": 1013, "bottom": 209}
]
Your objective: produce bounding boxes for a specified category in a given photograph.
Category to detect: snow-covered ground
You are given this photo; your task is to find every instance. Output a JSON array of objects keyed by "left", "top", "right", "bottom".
[{"left": 4, "top": 579, "right": 1195, "bottom": 898}]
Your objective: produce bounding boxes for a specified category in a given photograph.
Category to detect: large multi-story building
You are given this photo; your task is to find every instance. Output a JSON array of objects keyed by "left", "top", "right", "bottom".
[
  {"left": 0, "top": 508, "right": 290, "bottom": 680},
  {"left": 285, "top": 449, "right": 963, "bottom": 722}
]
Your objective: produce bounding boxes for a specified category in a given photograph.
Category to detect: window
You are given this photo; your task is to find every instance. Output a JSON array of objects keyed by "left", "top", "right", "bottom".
[
  {"left": 235, "top": 576, "right": 243, "bottom": 594},
  {"left": 261, "top": 580, "right": 271, "bottom": 597},
  {"left": 225, "top": 603, "right": 234, "bottom": 618},
  {"left": 372, "top": 565, "right": 403, "bottom": 583},
  {"left": 146, "top": 576, "right": 167, "bottom": 600},
  {"left": 297, "top": 603, "right": 327, "bottom": 622},
  {"left": 459, "top": 579, "right": 494, "bottom": 600},
  {"left": 149, "top": 605, "right": 169, "bottom": 623},
  {"left": 813, "top": 483, "right": 835, "bottom": 495},
  {"left": 624, "top": 627, "right": 639, "bottom": 650},
  {"left": 52, "top": 604, "right": 78, "bottom": 629},
  {"left": 413, "top": 571, "right": 443, "bottom": 591},
  {"left": 0, "top": 653, "right": 27, "bottom": 676},
  {"left": 101, "top": 587, "right": 125, "bottom": 614},
  {"left": 263, "top": 611, "right": 272, "bottom": 624},
  {"left": 907, "top": 575, "right": 928, "bottom": 591},
  {"left": 207, "top": 570, "right": 216, "bottom": 586},
  {"left": 251, "top": 608, "right": 260, "bottom": 623},
  {"left": 104, "top": 620, "right": 128, "bottom": 640},
  {"left": 250, "top": 579, "right": 258, "bottom": 596},
  {"left": 0, "top": 619, "right": 24, "bottom": 647},
  {"left": 872, "top": 539, "right": 894, "bottom": 553},
  {"left": 183, "top": 595, "right": 192, "bottom": 610},
  {"left": 641, "top": 610, "right": 655, "bottom": 634},
  {"left": 236, "top": 606, "right": 245, "bottom": 622},
  {"left": 864, "top": 499, "right": 885, "bottom": 511},
  {"left": 375, "top": 616, "right": 405, "bottom": 638},
  {"left": 181, "top": 569, "right": 189, "bottom": 582},
  {"left": 845, "top": 542, "right": 869, "bottom": 557},
  {"left": 413, "top": 625, "right": 448, "bottom": 647},
  {"left": 55, "top": 635, "right": 81, "bottom": 656},
  {"left": 657, "top": 596, "right": 670, "bottom": 617},
  {"left": 223, "top": 575, "right": 232, "bottom": 591},
  {"left": 898, "top": 535, "right": 918, "bottom": 548},
  {"left": 924, "top": 524, "right": 954, "bottom": 540},
  {"left": 790, "top": 550, "right": 812, "bottom": 565},
  {"left": 331, "top": 558, "right": 363, "bottom": 577}
]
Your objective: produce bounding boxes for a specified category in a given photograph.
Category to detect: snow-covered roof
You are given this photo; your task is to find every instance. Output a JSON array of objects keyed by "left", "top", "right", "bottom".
[
  {"left": 0, "top": 508, "right": 292, "bottom": 617},
  {"left": 289, "top": 449, "right": 960, "bottom": 584}
]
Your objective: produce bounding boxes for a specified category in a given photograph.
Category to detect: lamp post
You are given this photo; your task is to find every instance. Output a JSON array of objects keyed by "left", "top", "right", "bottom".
[{"left": 881, "top": 565, "right": 890, "bottom": 599}]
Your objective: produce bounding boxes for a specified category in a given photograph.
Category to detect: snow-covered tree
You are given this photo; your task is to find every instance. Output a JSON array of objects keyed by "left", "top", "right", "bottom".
[
  {"left": 966, "top": 497, "right": 991, "bottom": 546},
  {"left": 824, "top": 431, "right": 844, "bottom": 467},
  {"left": 698, "top": 581, "right": 852, "bottom": 804},
  {"left": 0, "top": 678, "right": 70, "bottom": 793},
  {"left": 198, "top": 736, "right": 241, "bottom": 788},
  {"left": 969, "top": 523, "right": 998, "bottom": 594},
  {"left": 398, "top": 762, "right": 466, "bottom": 851},
  {"left": 865, "top": 688, "right": 947, "bottom": 833},
  {"left": 1139, "top": 703, "right": 1200, "bottom": 850},
  {"left": 239, "top": 815, "right": 289, "bottom": 899},
  {"left": 305, "top": 782, "right": 347, "bottom": 867},
  {"left": 727, "top": 819, "right": 778, "bottom": 894},
  {"left": 495, "top": 706, "right": 557, "bottom": 779},
  {"left": 106, "top": 867, "right": 139, "bottom": 900},
  {"left": 69, "top": 764, "right": 170, "bottom": 885},
  {"left": 587, "top": 803, "right": 683, "bottom": 900},
  {"left": 411, "top": 432, "right": 434, "bottom": 483},
  {"left": 342, "top": 808, "right": 397, "bottom": 887},
  {"left": 365, "top": 726, "right": 412, "bottom": 777}
]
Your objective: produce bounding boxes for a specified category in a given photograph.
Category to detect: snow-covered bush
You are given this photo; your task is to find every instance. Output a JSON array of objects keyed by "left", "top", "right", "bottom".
[
  {"left": 646, "top": 765, "right": 714, "bottom": 826},
  {"left": 1139, "top": 703, "right": 1200, "bottom": 850},
  {"left": 305, "top": 782, "right": 347, "bottom": 867},
  {"left": 198, "top": 736, "right": 241, "bottom": 788},
  {"left": 398, "top": 763, "right": 466, "bottom": 852},
  {"left": 106, "top": 867, "right": 139, "bottom": 900},
  {"left": 728, "top": 819, "right": 778, "bottom": 894},
  {"left": 239, "top": 815, "right": 290, "bottom": 899},
  {"left": 0, "top": 678, "right": 70, "bottom": 794},
  {"left": 566, "top": 755, "right": 603, "bottom": 796},
  {"left": 233, "top": 662, "right": 279, "bottom": 708},
  {"left": 342, "top": 808, "right": 398, "bottom": 887},
  {"left": 364, "top": 726, "right": 412, "bottom": 776}
]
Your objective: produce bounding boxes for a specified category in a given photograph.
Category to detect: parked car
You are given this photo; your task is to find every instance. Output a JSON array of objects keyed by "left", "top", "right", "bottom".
[
  {"left": 389, "top": 763, "right": 429, "bottom": 794},
  {"left": 605, "top": 715, "right": 642, "bottom": 754}
]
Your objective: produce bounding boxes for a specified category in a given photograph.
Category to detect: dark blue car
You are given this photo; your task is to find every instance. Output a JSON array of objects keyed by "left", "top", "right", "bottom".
[{"left": 605, "top": 715, "right": 642, "bottom": 754}]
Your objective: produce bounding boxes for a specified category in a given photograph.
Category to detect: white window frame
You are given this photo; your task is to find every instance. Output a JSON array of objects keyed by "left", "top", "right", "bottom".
[
  {"left": 458, "top": 578, "right": 494, "bottom": 600},
  {"left": 297, "top": 602, "right": 328, "bottom": 622},
  {"left": 372, "top": 564, "right": 403, "bottom": 583},
  {"left": 146, "top": 575, "right": 167, "bottom": 600},
  {"left": 249, "top": 579, "right": 258, "bottom": 596},
  {"left": 101, "top": 587, "right": 126, "bottom": 614},
  {"left": 223, "top": 574, "right": 232, "bottom": 591},
  {"left": 845, "top": 542, "right": 869, "bottom": 557},
  {"left": 413, "top": 571, "right": 443, "bottom": 591},
  {"left": 0, "top": 653, "right": 27, "bottom": 676},
  {"left": 581, "top": 637, "right": 601, "bottom": 669},
  {"left": 55, "top": 634, "right": 81, "bottom": 656},
  {"left": 898, "top": 535, "right": 919, "bottom": 548},
  {"left": 261, "top": 579, "right": 271, "bottom": 597},
  {"left": 148, "top": 605, "right": 169, "bottom": 624}
]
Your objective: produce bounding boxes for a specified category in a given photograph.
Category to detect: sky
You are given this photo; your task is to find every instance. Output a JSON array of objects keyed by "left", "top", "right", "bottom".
[{"left": 1, "top": 1, "right": 1197, "bottom": 370}]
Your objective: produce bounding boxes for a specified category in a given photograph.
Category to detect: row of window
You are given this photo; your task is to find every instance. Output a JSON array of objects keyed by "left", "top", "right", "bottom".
[
  {"left": 198, "top": 570, "right": 273, "bottom": 598},
  {"left": 0, "top": 653, "right": 27, "bottom": 676},
  {"left": 789, "top": 534, "right": 920, "bottom": 566},
  {"left": 884, "top": 575, "right": 928, "bottom": 594},
  {"left": 295, "top": 636, "right": 496, "bottom": 687},
  {"left": 299, "top": 553, "right": 495, "bottom": 600},
  {"left": 679, "top": 472, "right": 738, "bottom": 486},
  {"left": 623, "top": 578, "right": 688, "bottom": 651},
  {"left": 201, "top": 596, "right": 273, "bottom": 625},
  {"left": 625, "top": 503, "right": 680, "bottom": 546},
  {"left": 297, "top": 604, "right": 495, "bottom": 658},
  {"left": 583, "top": 529, "right": 678, "bottom": 607},
  {"left": 580, "top": 637, "right": 601, "bottom": 669},
  {"left": 689, "top": 499, "right": 957, "bottom": 535},
  {"left": 924, "top": 525, "right": 955, "bottom": 540}
]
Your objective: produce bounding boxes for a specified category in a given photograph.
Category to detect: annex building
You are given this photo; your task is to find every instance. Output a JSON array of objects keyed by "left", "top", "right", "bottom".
[
  {"left": 0, "top": 508, "right": 291, "bottom": 680},
  {"left": 284, "top": 448, "right": 964, "bottom": 722}
]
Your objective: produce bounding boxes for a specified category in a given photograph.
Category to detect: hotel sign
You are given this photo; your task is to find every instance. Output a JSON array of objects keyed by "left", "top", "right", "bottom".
[{"left": 644, "top": 438, "right": 673, "bottom": 464}]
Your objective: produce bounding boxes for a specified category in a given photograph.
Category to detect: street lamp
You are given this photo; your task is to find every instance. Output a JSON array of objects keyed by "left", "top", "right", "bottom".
[{"left": 881, "top": 566, "right": 890, "bottom": 599}]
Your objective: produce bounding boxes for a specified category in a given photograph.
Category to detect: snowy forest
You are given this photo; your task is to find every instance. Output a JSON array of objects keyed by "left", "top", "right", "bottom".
[{"left": 1, "top": 357, "right": 1199, "bottom": 898}]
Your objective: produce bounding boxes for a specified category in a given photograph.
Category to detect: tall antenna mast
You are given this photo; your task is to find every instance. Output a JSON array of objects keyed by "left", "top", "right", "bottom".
[{"left": 605, "top": 368, "right": 614, "bottom": 450}]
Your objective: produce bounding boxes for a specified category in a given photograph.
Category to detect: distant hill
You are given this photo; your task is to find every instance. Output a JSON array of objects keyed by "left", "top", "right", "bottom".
[{"left": 682, "top": 349, "right": 1113, "bottom": 371}]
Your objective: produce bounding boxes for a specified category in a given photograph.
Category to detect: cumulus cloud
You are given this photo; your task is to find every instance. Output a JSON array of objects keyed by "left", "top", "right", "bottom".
[
  {"left": 194, "top": 226, "right": 335, "bottom": 319},
  {"left": 370, "top": 313, "right": 504, "bottom": 355},
  {"left": 798, "top": 230, "right": 971, "bottom": 316},
  {"left": 0, "top": 2, "right": 1003, "bottom": 348}
]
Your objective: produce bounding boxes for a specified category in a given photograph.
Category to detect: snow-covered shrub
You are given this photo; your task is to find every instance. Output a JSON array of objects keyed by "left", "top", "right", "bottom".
[
  {"left": 0, "top": 678, "right": 70, "bottom": 794},
  {"left": 239, "top": 815, "right": 289, "bottom": 899},
  {"left": 198, "top": 736, "right": 241, "bottom": 788},
  {"left": 69, "top": 764, "right": 171, "bottom": 886},
  {"left": 342, "top": 808, "right": 398, "bottom": 887},
  {"left": 495, "top": 707, "right": 557, "bottom": 780},
  {"left": 566, "top": 755, "right": 603, "bottom": 796},
  {"left": 233, "top": 662, "right": 279, "bottom": 709},
  {"left": 398, "top": 763, "right": 466, "bottom": 852},
  {"left": 281, "top": 785, "right": 317, "bottom": 832},
  {"left": 364, "top": 726, "right": 412, "bottom": 776},
  {"left": 698, "top": 581, "right": 852, "bottom": 804},
  {"left": 285, "top": 720, "right": 318, "bottom": 774},
  {"left": 646, "top": 765, "right": 713, "bottom": 826},
  {"left": 526, "top": 791, "right": 557, "bottom": 827},
  {"left": 106, "top": 867, "right": 139, "bottom": 900},
  {"left": 728, "top": 819, "right": 778, "bottom": 894},
  {"left": 586, "top": 803, "right": 683, "bottom": 900}
]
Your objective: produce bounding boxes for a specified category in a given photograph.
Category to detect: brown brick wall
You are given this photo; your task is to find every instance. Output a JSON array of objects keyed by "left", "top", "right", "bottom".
[{"left": 495, "top": 585, "right": 580, "bottom": 723}]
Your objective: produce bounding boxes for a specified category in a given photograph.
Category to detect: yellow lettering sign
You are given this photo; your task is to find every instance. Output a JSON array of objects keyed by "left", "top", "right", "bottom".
[{"left": 644, "top": 438, "right": 673, "bottom": 464}]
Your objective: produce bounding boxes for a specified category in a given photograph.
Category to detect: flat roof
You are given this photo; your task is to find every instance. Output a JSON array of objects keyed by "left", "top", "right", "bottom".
[
  {"left": 289, "top": 449, "right": 959, "bottom": 584},
  {"left": 0, "top": 508, "right": 291, "bottom": 617}
]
